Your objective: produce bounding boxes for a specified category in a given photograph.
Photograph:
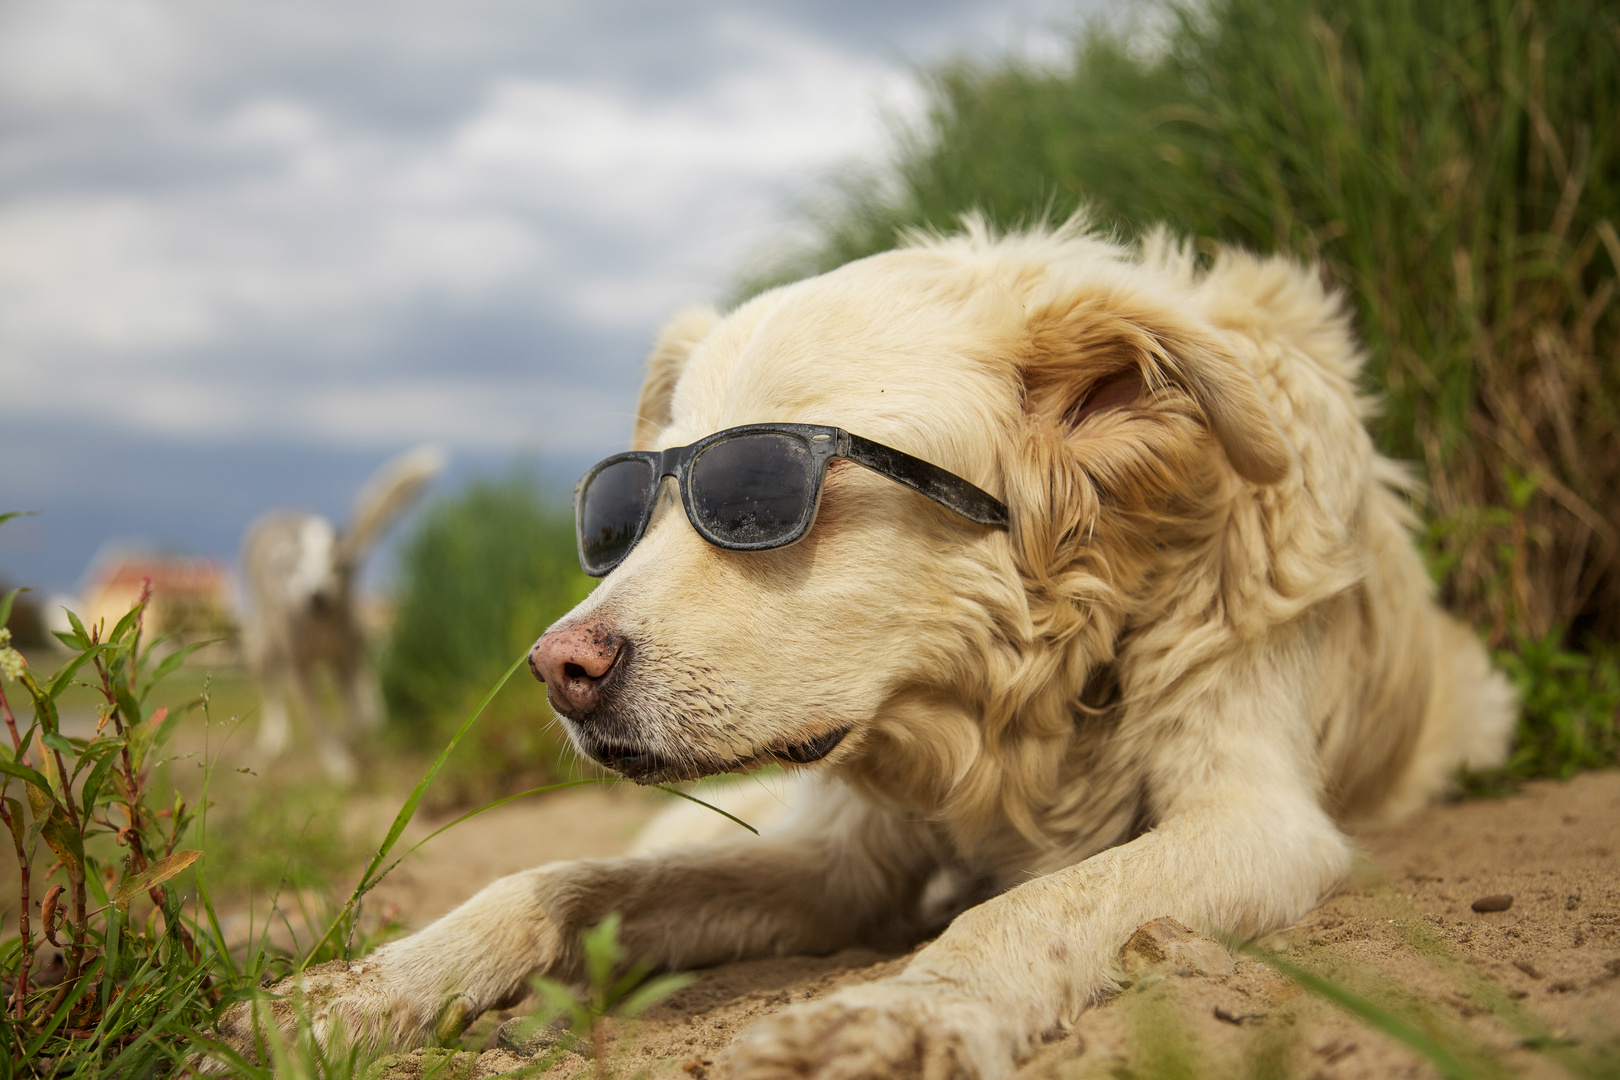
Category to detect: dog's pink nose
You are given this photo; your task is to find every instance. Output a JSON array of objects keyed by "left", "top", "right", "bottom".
[{"left": 529, "top": 620, "right": 626, "bottom": 717}]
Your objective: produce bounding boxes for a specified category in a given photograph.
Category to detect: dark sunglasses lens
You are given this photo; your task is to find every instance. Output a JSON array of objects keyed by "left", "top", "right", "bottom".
[
  {"left": 579, "top": 458, "right": 656, "bottom": 572},
  {"left": 690, "top": 432, "right": 816, "bottom": 546}
]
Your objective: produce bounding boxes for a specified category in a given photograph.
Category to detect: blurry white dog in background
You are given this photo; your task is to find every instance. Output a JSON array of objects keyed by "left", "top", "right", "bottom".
[{"left": 239, "top": 445, "right": 443, "bottom": 782}]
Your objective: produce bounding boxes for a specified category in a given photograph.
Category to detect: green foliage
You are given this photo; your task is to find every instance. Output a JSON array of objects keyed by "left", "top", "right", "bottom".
[
  {"left": 0, "top": 511, "right": 534, "bottom": 1074},
  {"left": 0, "top": 515, "right": 736, "bottom": 1077},
  {"left": 381, "top": 470, "right": 589, "bottom": 729},
  {"left": 523, "top": 912, "right": 696, "bottom": 1068},
  {"left": 1232, "top": 912, "right": 1620, "bottom": 1080},
  {"left": 0, "top": 575, "right": 225, "bottom": 1073},
  {"left": 197, "top": 780, "right": 365, "bottom": 897},
  {"left": 201, "top": 1002, "right": 377, "bottom": 1080},
  {"left": 1493, "top": 633, "right": 1620, "bottom": 781},
  {"left": 379, "top": 470, "right": 594, "bottom": 801},
  {"left": 746, "top": 0, "right": 1620, "bottom": 779},
  {"left": 1109, "top": 979, "right": 1299, "bottom": 1080}
]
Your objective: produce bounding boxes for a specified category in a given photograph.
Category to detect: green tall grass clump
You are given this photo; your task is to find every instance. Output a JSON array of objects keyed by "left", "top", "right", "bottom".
[
  {"left": 751, "top": 0, "right": 1620, "bottom": 778},
  {"left": 0, "top": 540, "right": 224, "bottom": 1072},
  {"left": 380, "top": 471, "right": 594, "bottom": 799},
  {"left": 0, "top": 511, "right": 722, "bottom": 1076},
  {"left": 0, "top": 513, "right": 409, "bottom": 1076}
]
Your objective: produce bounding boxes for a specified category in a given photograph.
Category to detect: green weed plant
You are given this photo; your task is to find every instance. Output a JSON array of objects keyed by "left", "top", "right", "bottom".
[
  {"left": 0, "top": 514, "right": 226, "bottom": 1074},
  {"left": 519, "top": 913, "right": 696, "bottom": 1077},
  {"left": 0, "top": 500, "right": 749, "bottom": 1077}
]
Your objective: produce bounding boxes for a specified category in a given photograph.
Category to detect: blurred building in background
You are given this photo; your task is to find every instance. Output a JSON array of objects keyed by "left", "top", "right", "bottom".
[{"left": 74, "top": 547, "right": 240, "bottom": 661}]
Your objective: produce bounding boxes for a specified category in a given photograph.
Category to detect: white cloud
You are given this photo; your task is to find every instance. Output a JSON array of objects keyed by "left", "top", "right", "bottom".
[
  {"left": 0, "top": 0, "right": 1092, "bottom": 593},
  {"left": 220, "top": 98, "right": 326, "bottom": 152},
  {"left": 0, "top": 0, "right": 192, "bottom": 111},
  {"left": 0, "top": 2, "right": 1091, "bottom": 463},
  {"left": 0, "top": 14, "right": 933, "bottom": 453},
  {"left": 6, "top": 359, "right": 631, "bottom": 453},
  {"left": 0, "top": 199, "right": 218, "bottom": 353},
  {"left": 443, "top": 31, "right": 919, "bottom": 222},
  {"left": 292, "top": 380, "right": 635, "bottom": 450},
  {"left": 0, "top": 192, "right": 543, "bottom": 361}
]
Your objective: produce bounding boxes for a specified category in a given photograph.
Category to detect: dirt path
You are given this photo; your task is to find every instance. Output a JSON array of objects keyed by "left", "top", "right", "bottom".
[
  {"left": 366, "top": 785, "right": 660, "bottom": 925},
  {"left": 376, "top": 771, "right": 1620, "bottom": 1079}
]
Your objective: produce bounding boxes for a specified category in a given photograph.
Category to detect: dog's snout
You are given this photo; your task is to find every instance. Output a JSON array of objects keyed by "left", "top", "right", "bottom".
[{"left": 528, "top": 621, "right": 626, "bottom": 717}]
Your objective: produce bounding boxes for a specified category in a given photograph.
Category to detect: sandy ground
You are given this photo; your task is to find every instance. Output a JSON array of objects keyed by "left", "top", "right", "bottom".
[
  {"left": 366, "top": 785, "right": 659, "bottom": 925},
  {"left": 369, "top": 772, "right": 1620, "bottom": 1079}
]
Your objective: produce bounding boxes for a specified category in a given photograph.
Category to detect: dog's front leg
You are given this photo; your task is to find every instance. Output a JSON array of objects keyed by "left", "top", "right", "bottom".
[
  {"left": 724, "top": 772, "right": 1350, "bottom": 1079},
  {"left": 214, "top": 785, "right": 939, "bottom": 1058}
]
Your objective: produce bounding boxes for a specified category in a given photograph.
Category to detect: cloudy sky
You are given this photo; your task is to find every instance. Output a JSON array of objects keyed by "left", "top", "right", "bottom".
[{"left": 1, "top": 0, "right": 1079, "bottom": 595}]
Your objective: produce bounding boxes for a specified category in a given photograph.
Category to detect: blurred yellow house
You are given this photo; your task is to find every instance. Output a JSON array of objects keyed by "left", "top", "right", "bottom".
[{"left": 78, "top": 550, "right": 238, "bottom": 656}]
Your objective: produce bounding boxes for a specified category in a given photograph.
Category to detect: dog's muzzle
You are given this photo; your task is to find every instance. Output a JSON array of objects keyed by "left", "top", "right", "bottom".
[
  {"left": 529, "top": 619, "right": 851, "bottom": 783},
  {"left": 577, "top": 727, "right": 851, "bottom": 784}
]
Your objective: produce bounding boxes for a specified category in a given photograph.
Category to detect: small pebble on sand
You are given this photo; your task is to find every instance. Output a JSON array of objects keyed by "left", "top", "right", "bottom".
[{"left": 1471, "top": 893, "right": 1514, "bottom": 912}]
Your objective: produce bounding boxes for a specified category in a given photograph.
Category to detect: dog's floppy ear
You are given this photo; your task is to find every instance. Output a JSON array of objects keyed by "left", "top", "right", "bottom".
[
  {"left": 1026, "top": 295, "right": 1292, "bottom": 485},
  {"left": 632, "top": 306, "right": 720, "bottom": 451}
]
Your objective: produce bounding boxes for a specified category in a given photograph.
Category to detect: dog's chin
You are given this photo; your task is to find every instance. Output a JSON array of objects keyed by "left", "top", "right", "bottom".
[{"left": 577, "top": 727, "right": 850, "bottom": 784}]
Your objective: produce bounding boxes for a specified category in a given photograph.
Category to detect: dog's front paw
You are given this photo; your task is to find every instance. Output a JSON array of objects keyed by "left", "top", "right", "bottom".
[
  {"left": 211, "top": 953, "right": 463, "bottom": 1064},
  {"left": 721, "top": 982, "right": 1013, "bottom": 1080}
]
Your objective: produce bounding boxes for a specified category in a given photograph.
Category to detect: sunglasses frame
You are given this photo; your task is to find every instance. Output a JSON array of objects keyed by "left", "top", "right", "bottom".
[{"left": 574, "top": 422, "right": 1010, "bottom": 577}]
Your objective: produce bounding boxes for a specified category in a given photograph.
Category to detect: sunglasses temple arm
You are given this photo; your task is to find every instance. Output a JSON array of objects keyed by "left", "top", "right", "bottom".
[{"left": 841, "top": 432, "right": 1010, "bottom": 529}]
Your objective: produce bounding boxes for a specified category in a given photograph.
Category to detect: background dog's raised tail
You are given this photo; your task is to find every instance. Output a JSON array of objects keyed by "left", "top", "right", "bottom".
[{"left": 334, "top": 444, "right": 446, "bottom": 571}]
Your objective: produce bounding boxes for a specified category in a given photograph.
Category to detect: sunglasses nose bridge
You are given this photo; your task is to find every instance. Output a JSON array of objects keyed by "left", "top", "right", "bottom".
[{"left": 658, "top": 445, "right": 684, "bottom": 479}]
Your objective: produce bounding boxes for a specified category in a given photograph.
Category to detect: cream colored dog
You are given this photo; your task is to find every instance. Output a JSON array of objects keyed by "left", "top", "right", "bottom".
[{"left": 221, "top": 221, "right": 1514, "bottom": 1077}]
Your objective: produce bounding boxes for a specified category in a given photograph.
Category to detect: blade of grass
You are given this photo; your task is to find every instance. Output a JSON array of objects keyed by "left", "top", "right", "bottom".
[
  {"left": 191, "top": 686, "right": 245, "bottom": 987},
  {"left": 651, "top": 785, "right": 761, "bottom": 835},
  {"left": 194, "top": 860, "right": 237, "bottom": 985},
  {"left": 21, "top": 956, "right": 99, "bottom": 1060},
  {"left": 299, "top": 655, "right": 764, "bottom": 970},
  {"left": 104, "top": 970, "right": 217, "bottom": 1077},
  {"left": 374, "top": 778, "right": 613, "bottom": 882},
  {"left": 372, "top": 778, "right": 762, "bottom": 886},
  {"left": 299, "top": 651, "right": 528, "bottom": 968},
  {"left": 1237, "top": 941, "right": 1480, "bottom": 1080}
]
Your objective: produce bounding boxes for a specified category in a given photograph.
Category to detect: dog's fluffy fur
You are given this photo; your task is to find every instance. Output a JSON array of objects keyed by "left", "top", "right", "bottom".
[
  {"left": 223, "top": 222, "right": 1513, "bottom": 1077},
  {"left": 240, "top": 445, "right": 442, "bottom": 782}
]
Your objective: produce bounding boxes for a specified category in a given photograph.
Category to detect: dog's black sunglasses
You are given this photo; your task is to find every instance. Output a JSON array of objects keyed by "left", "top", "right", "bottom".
[{"left": 574, "top": 422, "right": 1010, "bottom": 576}]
